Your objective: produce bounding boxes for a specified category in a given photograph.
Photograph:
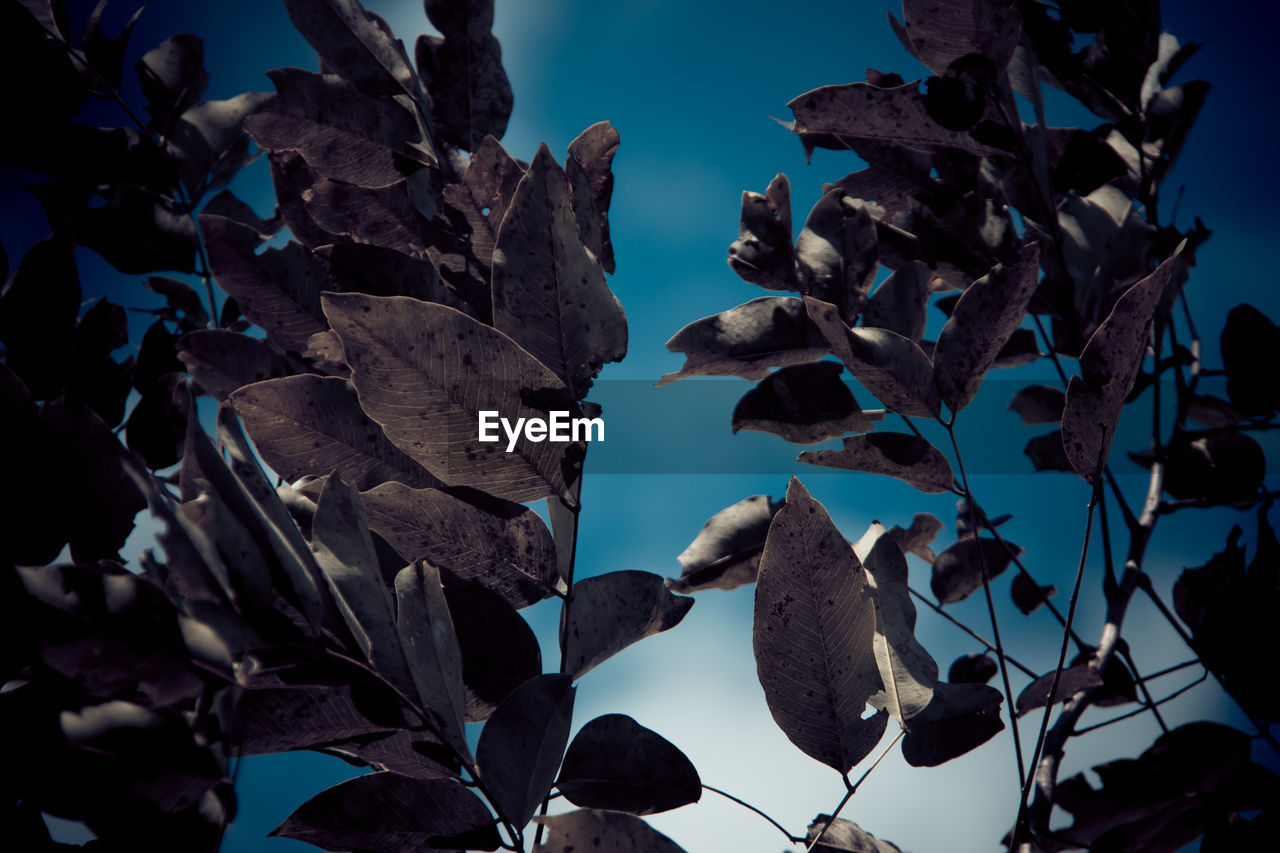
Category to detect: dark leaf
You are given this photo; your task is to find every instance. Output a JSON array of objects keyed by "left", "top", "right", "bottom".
[
  {"left": 1024, "top": 429, "right": 1073, "bottom": 472},
  {"left": 567, "top": 121, "right": 620, "bottom": 273},
  {"left": 231, "top": 683, "right": 400, "bottom": 756},
  {"left": 272, "top": 773, "right": 499, "bottom": 851},
  {"left": 1185, "top": 393, "right": 1248, "bottom": 429},
  {"left": 900, "top": 0, "right": 1022, "bottom": 74},
  {"left": 68, "top": 297, "right": 133, "bottom": 426},
  {"left": 230, "top": 374, "right": 442, "bottom": 490},
  {"left": 534, "top": 810, "right": 688, "bottom": 853},
  {"left": 492, "top": 145, "right": 626, "bottom": 398},
  {"left": 1010, "top": 571, "right": 1056, "bottom": 615},
  {"left": 1062, "top": 253, "right": 1182, "bottom": 483},
  {"left": 137, "top": 33, "right": 209, "bottom": 132},
  {"left": 178, "top": 330, "right": 291, "bottom": 401},
  {"left": 562, "top": 571, "right": 694, "bottom": 679},
  {"left": 1015, "top": 663, "right": 1104, "bottom": 716},
  {"left": 933, "top": 244, "right": 1040, "bottom": 413},
  {"left": 668, "top": 494, "right": 783, "bottom": 593},
  {"left": 444, "top": 587, "right": 541, "bottom": 722},
  {"left": 126, "top": 373, "right": 191, "bottom": 469},
  {"left": 167, "top": 91, "right": 275, "bottom": 197},
  {"left": 201, "top": 189, "right": 282, "bottom": 236},
  {"left": 362, "top": 481, "right": 557, "bottom": 609},
  {"left": 317, "top": 242, "right": 472, "bottom": 312},
  {"left": 83, "top": 0, "right": 146, "bottom": 90},
  {"left": 1070, "top": 648, "right": 1138, "bottom": 708},
  {"left": 930, "top": 537, "right": 1020, "bottom": 604},
  {"left": 659, "top": 296, "right": 828, "bottom": 384},
  {"left": 557, "top": 714, "right": 701, "bottom": 815},
  {"left": 800, "top": 432, "right": 953, "bottom": 494},
  {"left": 1009, "top": 385, "right": 1065, "bottom": 425},
  {"left": 863, "top": 261, "right": 930, "bottom": 342},
  {"left": 754, "top": 478, "right": 887, "bottom": 772},
  {"left": 268, "top": 150, "right": 349, "bottom": 249},
  {"left": 132, "top": 318, "right": 184, "bottom": 392},
  {"left": 794, "top": 190, "right": 879, "bottom": 323},
  {"left": 0, "top": 231, "right": 79, "bottom": 399},
  {"left": 1220, "top": 304, "right": 1280, "bottom": 416},
  {"left": 732, "top": 361, "right": 883, "bottom": 445},
  {"left": 948, "top": 653, "right": 998, "bottom": 685},
  {"left": 805, "top": 815, "right": 902, "bottom": 852},
  {"left": 728, "top": 173, "right": 794, "bottom": 290},
  {"left": 417, "top": 0, "right": 513, "bottom": 151},
  {"left": 144, "top": 275, "right": 210, "bottom": 331},
  {"left": 887, "top": 512, "right": 943, "bottom": 563},
  {"left": 900, "top": 681, "right": 1004, "bottom": 766},
  {"left": 476, "top": 673, "right": 575, "bottom": 827},
  {"left": 806, "top": 296, "right": 940, "bottom": 417}
]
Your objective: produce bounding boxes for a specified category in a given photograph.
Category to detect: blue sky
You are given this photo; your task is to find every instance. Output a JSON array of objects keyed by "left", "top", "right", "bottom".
[{"left": 8, "top": 1, "right": 1280, "bottom": 850}]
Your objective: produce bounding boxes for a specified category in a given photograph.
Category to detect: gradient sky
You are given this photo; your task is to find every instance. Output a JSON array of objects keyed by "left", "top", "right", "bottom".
[{"left": 7, "top": 1, "right": 1280, "bottom": 851}]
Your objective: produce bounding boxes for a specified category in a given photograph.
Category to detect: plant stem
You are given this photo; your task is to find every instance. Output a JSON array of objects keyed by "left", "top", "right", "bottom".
[
  {"left": 702, "top": 785, "right": 804, "bottom": 844},
  {"left": 1072, "top": 671, "right": 1207, "bottom": 735},
  {"left": 805, "top": 732, "right": 904, "bottom": 852},
  {"left": 909, "top": 587, "right": 1038, "bottom": 679}
]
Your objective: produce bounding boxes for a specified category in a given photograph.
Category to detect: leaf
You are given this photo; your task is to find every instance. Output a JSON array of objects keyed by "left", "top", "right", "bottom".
[
  {"left": 395, "top": 560, "right": 471, "bottom": 762},
  {"left": 272, "top": 774, "right": 499, "bottom": 852},
  {"left": 1011, "top": 571, "right": 1056, "bottom": 615},
  {"left": 800, "top": 433, "right": 953, "bottom": 494},
  {"left": 0, "top": 231, "right": 80, "bottom": 399},
  {"left": 562, "top": 571, "right": 694, "bottom": 679},
  {"left": 900, "top": 0, "right": 1022, "bottom": 75},
  {"left": 1220, "top": 304, "right": 1280, "bottom": 416},
  {"left": 557, "top": 714, "right": 701, "bottom": 815},
  {"left": 178, "top": 330, "right": 290, "bottom": 401},
  {"left": 361, "top": 481, "right": 558, "bottom": 609},
  {"left": 794, "top": 190, "right": 879, "bottom": 323},
  {"left": 754, "top": 478, "right": 887, "bottom": 772},
  {"left": 1009, "top": 385, "right": 1065, "bottom": 425},
  {"left": 1160, "top": 433, "right": 1266, "bottom": 504},
  {"left": 323, "top": 292, "right": 580, "bottom": 502},
  {"left": 144, "top": 275, "right": 211, "bottom": 331},
  {"left": 200, "top": 213, "right": 328, "bottom": 354},
  {"left": 1016, "top": 663, "right": 1105, "bottom": 717},
  {"left": 863, "top": 261, "right": 930, "bottom": 342},
  {"left": 886, "top": 513, "right": 943, "bottom": 563},
  {"left": 444, "top": 587, "right": 541, "bottom": 722},
  {"left": 732, "top": 361, "right": 883, "bottom": 445},
  {"left": 567, "top": 121, "right": 621, "bottom": 274},
  {"left": 83, "top": 0, "right": 146, "bottom": 94},
  {"left": 854, "top": 523, "right": 938, "bottom": 724},
  {"left": 317, "top": 242, "right": 473, "bottom": 312},
  {"left": 930, "top": 538, "right": 1020, "bottom": 604},
  {"left": 727, "top": 174, "right": 794, "bottom": 290},
  {"left": 669, "top": 494, "right": 783, "bottom": 593},
  {"left": 534, "top": 810, "right": 688, "bottom": 853},
  {"left": 1062, "top": 253, "right": 1182, "bottom": 483},
  {"left": 415, "top": 0, "right": 513, "bottom": 153},
  {"left": 137, "top": 34, "right": 209, "bottom": 132},
  {"left": 948, "top": 653, "right": 997, "bottom": 685},
  {"left": 245, "top": 68, "right": 425, "bottom": 188},
  {"left": 900, "top": 681, "right": 1004, "bottom": 766},
  {"left": 806, "top": 296, "right": 940, "bottom": 417},
  {"left": 476, "top": 673, "right": 576, "bottom": 827},
  {"left": 788, "top": 80, "right": 1008, "bottom": 158},
  {"left": 231, "top": 684, "right": 400, "bottom": 755},
  {"left": 805, "top": 815, "right": 902, "bottom": 853},
  {"left": 230, "top": 375, "right": 443, "bottom": 491},
  {"left": 659, "top": 296, "right": 829, "bottom": 384},
  {"left": 491, "top": 144, "right": 626, "bottom": 399},
  {"left": 167, "top": 91, "right": 275, "bottom": 197},
  {"left": 933, "top": 244, "right": 1040, "bottom": 413},
  {"left": 125, "top": 373, "right": 191, "bottom": 469},
  {"left": 1024, "top": 429, "right": 1073, "bottom": 472}
]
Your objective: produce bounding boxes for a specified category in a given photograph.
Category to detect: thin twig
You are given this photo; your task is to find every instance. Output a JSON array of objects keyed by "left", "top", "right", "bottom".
[
  {"left": 908, "top": 587, "right": 1038, "bottom": 680},
  {"left": 1072, "top": 671, "right": 1208, "bottom": 735},
  {"left": 703, "top": 785, "right": 804, "bottom": 844},
  {"left": 805, "top": 732, "right": 905, "bottom": 852}
]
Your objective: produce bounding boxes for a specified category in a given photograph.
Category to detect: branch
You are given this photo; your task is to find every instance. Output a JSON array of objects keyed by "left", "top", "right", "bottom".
[
  {"left": 702, "top": 785, "right": 804, "bottom": 845},
  {"left": 909, "top": 587, "right": 1038, "bottom": 679}
]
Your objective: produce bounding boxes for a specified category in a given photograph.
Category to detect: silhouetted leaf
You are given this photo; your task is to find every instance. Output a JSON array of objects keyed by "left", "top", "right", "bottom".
[
  {"left": 900, "top": 0, "right": 1021, "bottom": 75},
  {"left": 362, "top": 481, "right": 556, "bottom": 609},
  {"left": 931, "top": 537, "right": 1019, "bottom": 604},
  {"left": 444, "top": 587, "right": 541, "bottom": 721},
  {"left": 557, "top": 714, "right": 701, "bottom": 815},
  {"left": 82, "top": 0, "right": 146, "bottom": 90},
  {"left": 1010, "top": 571, "right": 1056, "bottom": 615},
  {"left": 477, "top": 673, "right": 575, "bottom": 827},
  {"left": 886, "top": 512, "right": 943, "bottom": 563},
  {"left": 1063, "top": 253, "right": 1181, "bottom": 483},
  {"left": 324, "top": 292, "right": 580, "bottom": 501},
  {"left": 1009, "top": 385, "right": 1065, "bottom": 425},
  {"left": 144, "top": 275, "right": 210, "bottom": 332},
  {"left": 534, "top": 810, "right": 687, "bottom": 853},
  {"left": 933, "top": 244, "right": 1039, "bottom": 413},
  {"left": 68, "top": 296, "right": 133, "bottom": 427},
  {"left": 754, "top": 478, "right": 887, "bottom": 772},
  {"left": 492, "top": 144, "right": 626, "bottom": 398},
  {"left": 1220, "top": 304, "right": 1280, "bottom": 416},
  {"left": 795, "top": 190, "right": 879, "bottom": 322},
  {"left": 806, "top": 296, "right": 940, "bottom": 417},
  {"left": 1185, "top": 393, "right": 1248, "bottom": 429},
  {"left": 1016, "top": 663, "right": 1104, "bottom": 716},
  {"left": 563, "top": 571, "right": 693, "bottom": 679},
  {"left": 948, "top": 653, "right": 997, "bottom": 685},
  {"left": 201, "top": 213, "right": 328, "bottom": 353},
  {"left": 167, "top": 91, "right": 274, "bottom": 197},
  {"left": 805, "top": 815, "right": 902, "bottom": 852},
  {"left": 417, "top": 0, "right": 513, "bottom": 152},
  {"left": 728, "top": 173, "right": 794, "bottom": 290},
  {"left": 1024, "top": 429, "right": 1073, "bottom": 472},
  {"left": 668, "top": 494, "right": 783, "bottom": 593},
  {"left": 800, "top": 433, "right": 953, "bottom": 494},
  {"left": 231, "top": 684, "right": 400, "bottom": 756},
  {"left": 865, "top": 261, "right": 930, "bottom": 343},
  {"left": 659, "top": 296, "right": 828, "bottom": 384},
  {"left": 854, "top": 523, "right": 938, "bottom": 724},
  {"left": 566, "top": 121, "right": 620, "bottom": 273},
  {"left": 137, "top": 34, "right": 209, "bottom": 132},
  {"left": 732, "top": 361, "right": 883, "bottom": 444},
  {"left": 230, "top": 374, "right": 443, "bottom": 491},
  {"left": 1160, "top": 433, "right": 1266, "bottom": 504},
  {"left": 178, "top": 330, "right": 291, "bottom": 401},
  {"left": 900, "top": 681, "right": 1004, "bottom": 766},
  {"left": 0, "top": 231, "right": 79, "bottom": 399},
  {"left": 395, "top": 559, "right": 471, "bottom": 762},
  {"left": 126, "top": 372, "right": 191, "bottom": 469},
  {"left": 272, "top": 773, "right": 499, "bottom": 851},
  {"left": 245, "top": 68, "right": 424, "bottom": 188},
  {"left": 317, "top": 242, "right": 472, "bottom": 312}
]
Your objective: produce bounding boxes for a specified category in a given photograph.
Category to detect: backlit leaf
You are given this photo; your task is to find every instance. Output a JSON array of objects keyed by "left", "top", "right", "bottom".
[
  {"left": 732, "top": 361, "right": 883, "bottom": 445},
  {"left": 805, "top": 815, "right": 902, "bottom": 852},
  {"left": 886, "top": 513, "right": 943, "bottom": 563},
  {"left": 567, "top": 121, "right": 620, "bottom": 273},
  {"left": 669, "top": 494, "right": 783, "bottom": 593},
  {"left": 728, "top": 174, "right": 794, "bottom": 290},
  {"left": 1015, "top": 663, "right": 1104, "bottom": 716},
  {"left": 418, "top": 0, "right": 513, "bottom": 152},
  {"left": 534, "top": 810, "right": 687, "bottom": 853},
  {"left": 900, "top": 0, "right": 1022, "bottom": 75},
  {"left": 930, "top": 537, "right": 1020, "bottom": 604},
  {"left": 800, "top": 433, "right": 953, "bottom": 494},
  {"left": 557, "top": 714, "right": 701, "bottom": 815},
  {"left": 659, "top": 296, "right": 828, "bottom": 384},
  {"left": 794, "top": 190, "right": 879, "bottom": 323},
  {"left": 863, "top": 261, "right": 930, "bottom": 341},
  {"left": 563, "top": 571, "right": 694, "bottom": 679}
]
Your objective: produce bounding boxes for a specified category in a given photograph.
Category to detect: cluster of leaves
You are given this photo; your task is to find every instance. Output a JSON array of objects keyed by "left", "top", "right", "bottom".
[
  {"left": 1, "top": 1, "right": 711, "bottom": 851},
  {"left": 661, "top": 0, "right": 1279, "bottom": 849}
]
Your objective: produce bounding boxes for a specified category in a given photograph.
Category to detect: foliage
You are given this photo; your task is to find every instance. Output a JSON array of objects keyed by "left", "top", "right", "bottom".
[{"left": 0, "top": 1, "right": 1276, "bottom": 852}]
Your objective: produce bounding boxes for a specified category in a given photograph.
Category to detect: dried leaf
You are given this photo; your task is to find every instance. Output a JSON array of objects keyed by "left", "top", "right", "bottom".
[
  {"left": 930, "top": 538, "right": 1020, "bottom": 604},
  {"left": 901, "top": 0, "right": 1022, "bottom": 75},
  {"left": 417, "top": 0, "right": 513, "bottom": 151},
  {"left": 886, "top": 513, "right": 943, "bottom": 563},
  {"left": 800, "top": 432, "right": 953, "bottom": 494},
  {"left": 557, "top": 714, "right": 701, "bottom": 815},
  {"left": 728, "top": 174, "right": 794, "bottom": 290},
  {"left": 754, "top": 478, "right": 887, "bottom": 772},
  {"left": 476, "top": 673, "right": 575, "bottom": 827},
  {"left": 669, "top": 494, "right": 783, "bottom": 593},
  {"left": 567, "top": 121, "right": 620, "bottom": 273},
  {"left": 534, "top": 810, "right": 687, "bottom": 853},
  {"left": 794, "top": 190, "right": 879, "bottom": 322},
  {"left": 562, "top": 571, "right": 694, "bottom": 679},
  {"left": 900, "top": 681, "right": 1004, "bottom": 766},
  {"left": 806, "top": 296, "right": 940, "bottom": 417},
  {"left": 805, "top": 815, "right": 901, "bottom": 852},
  {"left": 317, "top": 242, "right": 472, "bottom": 312},
  {"left": 732, "top": 361, "right": 883, "bottom": 445}
]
